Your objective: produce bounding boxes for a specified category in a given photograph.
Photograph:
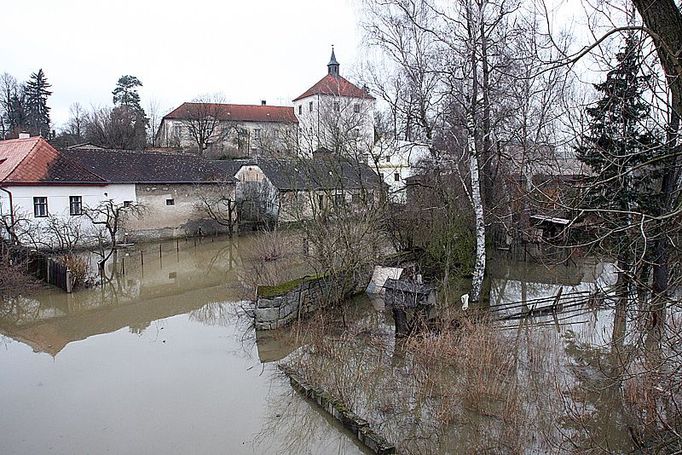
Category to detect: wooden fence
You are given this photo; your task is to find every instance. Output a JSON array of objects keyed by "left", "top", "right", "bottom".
[{"left": 2, "top": 241, "right": 73, "bottom": 292}]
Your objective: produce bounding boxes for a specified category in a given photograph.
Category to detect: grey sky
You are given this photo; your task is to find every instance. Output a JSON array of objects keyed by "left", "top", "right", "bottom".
[{"left": 1, "top": 0, "right": 363, "bottom": 129}]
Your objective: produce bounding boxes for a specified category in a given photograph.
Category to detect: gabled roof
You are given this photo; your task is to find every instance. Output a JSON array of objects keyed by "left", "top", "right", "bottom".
[
  {"left": 64, "top": 148, "right": 236, "bottom": 184},
  {"left": 163, "top": 103, "right": 298, "bottom": 124},
  {"left": 293, "top": 74, "right": 375, "bottom": 102},
  {"left": 0, "top": 137, "right": 107, "bottom": 185},
  {"left": 255, "top": 156, "right": 382, "bottom": 191}
]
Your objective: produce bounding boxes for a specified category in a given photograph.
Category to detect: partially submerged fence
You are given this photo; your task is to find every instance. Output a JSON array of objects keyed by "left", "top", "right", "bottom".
[{"left": 2, "top": 241, "right": 74, "bottom": 293}]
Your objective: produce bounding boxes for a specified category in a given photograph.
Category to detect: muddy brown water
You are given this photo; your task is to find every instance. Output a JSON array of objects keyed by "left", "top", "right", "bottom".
[
  {"left": 0, "top": 235, "right": 367, "bottom": 455},
  {"left": 0, "top": 234, "right": 648, "bottom": 454}
]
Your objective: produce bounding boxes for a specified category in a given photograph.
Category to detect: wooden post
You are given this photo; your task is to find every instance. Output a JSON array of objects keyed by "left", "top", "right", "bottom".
[{"left": 65, "top": 268, "right": 72, "bottom": 293}]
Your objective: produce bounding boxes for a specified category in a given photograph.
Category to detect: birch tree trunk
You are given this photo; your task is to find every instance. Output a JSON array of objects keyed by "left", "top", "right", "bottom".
[{"left": 468, "top": 112, "right": 486, "bottom": 302}]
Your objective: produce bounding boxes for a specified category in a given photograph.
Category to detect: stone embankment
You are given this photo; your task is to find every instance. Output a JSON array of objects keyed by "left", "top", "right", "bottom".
[
  {"left": 280, "top": 366, "right": 396, "bottom": 455},
  {"left": 254, "top": 269, "right": 370, "bottom": 330}
]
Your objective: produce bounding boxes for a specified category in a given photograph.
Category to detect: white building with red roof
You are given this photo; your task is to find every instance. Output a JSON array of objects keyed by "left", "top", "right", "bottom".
[
  {"left": 156, "top": 102, "right": 299, "bottom": 158},
  {"left": 293, "top": 47, "right": 375, "bottom": 156}
]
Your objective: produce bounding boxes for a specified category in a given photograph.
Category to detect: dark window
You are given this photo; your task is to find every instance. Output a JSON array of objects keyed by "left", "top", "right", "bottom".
[
  {"left": 298, "top": 105, "right": 302, "bottom": 115},
  {"left": 379, "top": 172, "right": 384, "bottom": 180},
  {"left": 69, "top": 196, "right": 82, "bottom": 216},
  {"left": 333, "top": 102, "right": 340, "bottom": 112},
  {"left": 166, "top": 198, "right": 175, "bottom": 206},
  {"left": 123, "top": 200, "right": 133, "bottom": 207},
  {"left": 385, "top": 156, "right": 390, "bottom": 162},
  {"left": 309, "top": 101, "right": 313, "bottom": 112},
  {"left": 33, "top": 197, "right": 48, "bottom": 217},
  {"left": 254, "top": 129, "right": 261, "bottom": 140},
  {"left": 334, "top": 194, "right": 344, "bottom": 206},
  {"left": 317, "top": 194, "right": 324, "bottom": 208},
  {"left": 353, "top": 103, "right": 361, "bottom": 113},
  {"left": 394, "top": 173, "right": 400, "bottom": 182}
]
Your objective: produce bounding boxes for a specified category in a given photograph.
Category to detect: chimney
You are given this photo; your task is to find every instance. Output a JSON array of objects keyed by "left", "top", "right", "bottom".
[
  {"left": 18, "top": 132, "right": 30, "bottom": 139},
  {"left": 261, "top": 100, "right": 266, "bottom": 106}
]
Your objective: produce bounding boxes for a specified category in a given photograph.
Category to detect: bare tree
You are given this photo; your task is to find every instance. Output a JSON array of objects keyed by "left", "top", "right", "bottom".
[
  {"left": 83, "top": 200, "right": 144, "bottom": 270},
  {"left": 195, "top": 182, "right": 239, "bottom": 236},
  {"left": 181, "top": 95, "right": 231, "bottom": 155}
]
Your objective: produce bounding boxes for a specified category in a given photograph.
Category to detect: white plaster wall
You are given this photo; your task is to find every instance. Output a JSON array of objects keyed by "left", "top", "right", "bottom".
[
  {"left": 373, "top": 141, "right": 430, "bottom": 203},
  {"left": 159, "top": 118, "right": 298, "bottom": 156},
  {"left": 295, "top": 94, "right": 375, "bottom": 155},
  {"left": 0, "top": 183, "right": 136, "bottom": 246}
]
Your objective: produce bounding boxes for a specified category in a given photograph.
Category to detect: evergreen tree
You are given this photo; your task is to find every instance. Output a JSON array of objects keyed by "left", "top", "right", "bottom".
[
  {"left": 112, "top": 75, "right": 144, "bottom": 113},
  {"left": 24, "top": 69, "right": 52, "bottom": 137},
  {"left": 577, "top": 34, "right": 661, "bottom": 235}
]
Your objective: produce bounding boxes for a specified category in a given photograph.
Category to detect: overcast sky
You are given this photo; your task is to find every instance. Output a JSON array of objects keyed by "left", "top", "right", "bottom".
[{"left": 1, "top": 0, "right": 363, "bottom": 128}]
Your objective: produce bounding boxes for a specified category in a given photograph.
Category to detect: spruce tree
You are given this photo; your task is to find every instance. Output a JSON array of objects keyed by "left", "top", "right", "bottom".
[
  {"left": 577, "top": 34, "right": 661, "bottom": 238},
  {"left": 24, "top": 69, "right": 52, "bottom": 137}
]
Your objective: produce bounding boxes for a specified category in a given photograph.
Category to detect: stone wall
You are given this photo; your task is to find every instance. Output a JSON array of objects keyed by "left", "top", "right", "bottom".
[{"left": 254, "top": 269, "right": 370, "bottom": 330}]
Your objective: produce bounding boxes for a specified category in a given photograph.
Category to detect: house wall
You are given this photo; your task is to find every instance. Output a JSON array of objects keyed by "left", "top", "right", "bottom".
[
  {"left": 372, "top": 141, "right": 430, "bottom": 204},
  {"left": 158, "top": 119, "right": 298, "bottom": 158},
  {"left": 128, "top": 183, "right": 236, "bottom": 241},
  {"left": 295, "top": 94, "right": 375, "bottom": 156},
  {"left": 0, "top": 183, "right": 137, "bottom": 247}
]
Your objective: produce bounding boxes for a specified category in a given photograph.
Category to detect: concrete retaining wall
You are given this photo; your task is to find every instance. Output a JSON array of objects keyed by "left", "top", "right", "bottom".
[
  {"left": 254, "top": 269, "right": 370, "bottom": 330},
  {"left": 280, "top": 366, "right": 395, "bottom": 455}
]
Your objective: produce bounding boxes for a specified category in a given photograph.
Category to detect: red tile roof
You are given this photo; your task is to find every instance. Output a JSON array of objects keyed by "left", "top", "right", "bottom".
[
  {"left": 293, "top": 74, "right": 375, "bottom": 102},
  {"left": 163, "top": 103, "right": 298, "bottom": 124},
  {"left": 0, "top": 137, "right": 106, "bottom": 185}
]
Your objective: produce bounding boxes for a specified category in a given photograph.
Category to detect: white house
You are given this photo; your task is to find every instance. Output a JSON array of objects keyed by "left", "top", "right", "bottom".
[
  {"left": 156, "top": 102, "right": 299, "bottom": 158},
  {"left": 0, "top": 136, "right": 136, "bottom": 247},
  {"left": 293, "top": 48, "right": 376, "bottom": 157},
  {"left": 372, "top": 139, "right": 430, "bottom": 203}
]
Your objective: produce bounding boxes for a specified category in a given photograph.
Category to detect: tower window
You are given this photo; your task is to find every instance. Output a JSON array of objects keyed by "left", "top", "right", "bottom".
[
  {"left": 353, "top": 103, "right": 361, "bottom": 113},
  {"left": 394, "top": 173, "right": 400, "bottom": 182},
  {"left": 333, "top": 102, "right": 340, "bottom": 112},
  {"left": 309, "top": 101, "right": 313, "bottom": 112},
  {"left": 166, "top": 198, "right": 175, "bottom": 206},
  {"left": 298, "top": 105, "right": 302, "bottom": 115}
]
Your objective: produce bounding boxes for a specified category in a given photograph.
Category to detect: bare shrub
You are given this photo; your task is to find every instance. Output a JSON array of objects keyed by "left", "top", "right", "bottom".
[{"left": 57, "top": 254, "right": 90, "bottom": 290}]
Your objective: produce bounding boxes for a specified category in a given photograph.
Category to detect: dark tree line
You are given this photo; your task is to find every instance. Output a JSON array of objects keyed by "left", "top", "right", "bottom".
[
  {"left": 0, "top": 69, "right": 52, "bottom": 139},
  {"left": 54, "top": 74, "right": 149, "bottom": 150}
]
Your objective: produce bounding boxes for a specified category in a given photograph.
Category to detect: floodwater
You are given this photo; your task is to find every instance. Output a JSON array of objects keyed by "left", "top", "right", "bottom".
[{"left": 0, "top": 235, "right": 367, "bottom": 455}]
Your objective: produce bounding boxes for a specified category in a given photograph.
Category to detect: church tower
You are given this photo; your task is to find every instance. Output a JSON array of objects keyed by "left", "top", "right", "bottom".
[{"left": 293, "top": 47, "right": 375, "bottom": 156}]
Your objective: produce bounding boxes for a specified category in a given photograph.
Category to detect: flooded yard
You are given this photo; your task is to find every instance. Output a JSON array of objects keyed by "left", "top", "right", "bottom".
[
  {"left": 0, "top": 234, "right": 678, "bottom": 454},
  {"left": 0, "top": 235, "right": 365, "bottom": 455}
]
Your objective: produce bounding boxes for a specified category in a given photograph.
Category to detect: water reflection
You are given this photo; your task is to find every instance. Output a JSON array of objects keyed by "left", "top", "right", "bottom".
[{"left": 0, "top": 234, "right": 362, "bottom": 455}]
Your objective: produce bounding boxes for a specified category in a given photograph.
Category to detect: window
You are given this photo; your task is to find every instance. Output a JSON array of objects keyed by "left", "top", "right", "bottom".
[
  {"left": 298, "top": 105, "right": 302, "bottom": 115},
  {"left": 254, "top": 129, "right": 261, "bottom": 141},
  {"left": 394, "top": 173, "right": 400, "bottom": 182},
  {"left": 166, "top": 198, "right": 175, "bottom": 206},
  {"left": 309, "top": 101, "right": 313, "bottom": 112},
  {"left": 353, "top": 103, "right": 361, "bottom": 113},
  {"left": 333, "top": 102, "right": 340, "bottom": 112},
  {"left": 69, "top": 196, "right": 82, "bottom": 216},
  {"left": 385, "top": 156, "right": 391, "bottom": 162},
  {"left": 317, "top": 194, "right": 324, "bottom": 208},
  {"left": 379, "top": 172, "right": 384, "bottom": 180},
  {"left": 123, "top": 200, "right": 133, "bottom": 207},
  {"left": 334, "top": 193, "right": 344, "bottom": 206},
  {"left": 33, "top": 197, "right": 48, "bottom": 217},
  {"left": 173, "top": 125, "right": 182, "bottom": 138}
]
